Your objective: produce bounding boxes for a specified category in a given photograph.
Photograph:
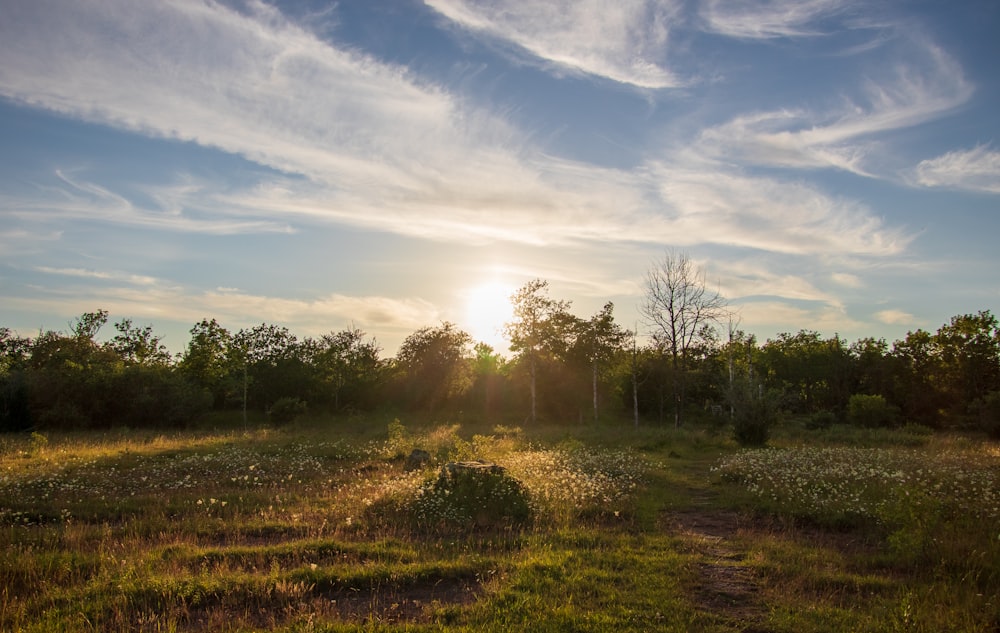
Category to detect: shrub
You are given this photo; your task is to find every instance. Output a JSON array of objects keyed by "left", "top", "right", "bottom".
[
  {"left": 0, "top": 371, "right": 31, "bottom": 432},
  {"left": 848, "top": 394, "right": 899, "bottom": 428},
  {"left": 973, "top": 390, "right": 1000, "bottom": 439},
  {"left": 805, "top": 409, "right": 837, "bottom": 430},
  {"left": 733, "top": 397, "right": 775, "bottom": 447},
  {"left": 29, "top": 431, "right": 48, "bottom": 456},
  {"left": 267, "top": 397, "right": 307, "bottom": 425},
  {"left": 410, "top": 461, "right": 531, "bottom": 530},
  {"left": 729, "top": 383, "right": 777, "bottom": 447}
]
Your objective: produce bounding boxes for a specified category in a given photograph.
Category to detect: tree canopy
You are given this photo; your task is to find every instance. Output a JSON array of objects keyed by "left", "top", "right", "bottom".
[{"left": 2, "top": 276, "right": 998, "bottom": 436}]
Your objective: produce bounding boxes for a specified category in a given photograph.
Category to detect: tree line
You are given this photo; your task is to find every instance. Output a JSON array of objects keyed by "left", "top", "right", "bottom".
[{"left": 2, "top": 254, "right": 999, "bottom": 439}]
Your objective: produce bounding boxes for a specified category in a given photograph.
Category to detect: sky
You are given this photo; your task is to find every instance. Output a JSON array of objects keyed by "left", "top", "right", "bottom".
[{"left": 2, "top": 0, "right": 999, "bottom": 357}]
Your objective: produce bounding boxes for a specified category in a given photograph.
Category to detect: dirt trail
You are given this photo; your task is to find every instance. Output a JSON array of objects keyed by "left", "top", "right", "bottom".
[{"left": 665, "top": 491, "right": 772, "bottom": 632}]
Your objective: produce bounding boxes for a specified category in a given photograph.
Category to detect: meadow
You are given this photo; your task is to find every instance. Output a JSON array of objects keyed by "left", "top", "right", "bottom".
[{"left": 1, "top": 416, "right": 998, "bottom": 632}]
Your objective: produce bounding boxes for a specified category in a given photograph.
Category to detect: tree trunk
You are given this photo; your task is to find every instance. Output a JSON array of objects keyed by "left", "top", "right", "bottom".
[
  {"left": 633, "top": 372, "right": 639, "bottom": 431},
  {"left": 592, "top": 362, "right": 599, "bottom": 424},
  {"left": 529, "top": 354, "right": 537, "bottom": 424}
]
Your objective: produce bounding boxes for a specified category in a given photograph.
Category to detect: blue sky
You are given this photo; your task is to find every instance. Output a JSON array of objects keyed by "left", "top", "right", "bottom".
[{"left": 2, "top": 0, "right": 998, "bottom": 355}]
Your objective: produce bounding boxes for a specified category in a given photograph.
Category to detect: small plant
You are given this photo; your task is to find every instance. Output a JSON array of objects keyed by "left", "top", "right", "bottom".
[
  {"left": 383, "top": 418, "right": 411, "bottom": 458},
  {"left": 28, "top": 431, "right": 49, "bottom": 456},
  {"left": 267, "top": 397, "right": 307, "bottom": 425}
]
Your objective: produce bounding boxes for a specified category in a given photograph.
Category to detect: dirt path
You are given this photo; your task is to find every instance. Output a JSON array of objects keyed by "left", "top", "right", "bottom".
[{"left": 664, "top": 491, "right": 772, "bottom": 632}]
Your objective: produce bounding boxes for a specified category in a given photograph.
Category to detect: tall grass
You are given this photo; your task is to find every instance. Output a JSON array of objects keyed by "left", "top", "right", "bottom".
[{"left": 714, "top": 432, "right": 1000, "bottom": 631}]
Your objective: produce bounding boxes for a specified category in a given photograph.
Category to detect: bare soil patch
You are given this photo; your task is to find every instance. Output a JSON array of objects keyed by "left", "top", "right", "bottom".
[
  {"left": 148, "top": 575, "right": 483, "bottom": 632},
  {"left": 667, "top": 508, "right": 769, "bottom": 629}
]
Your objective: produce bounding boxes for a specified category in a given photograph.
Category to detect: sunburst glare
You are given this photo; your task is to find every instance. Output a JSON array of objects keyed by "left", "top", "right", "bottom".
[{"left": 463, "top": 282, "right": 515, "bottom": 351}]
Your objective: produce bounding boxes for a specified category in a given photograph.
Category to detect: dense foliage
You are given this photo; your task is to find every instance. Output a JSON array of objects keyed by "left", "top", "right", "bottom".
[{"left": 2, "top": 298, "right": 999, "bottom": 437}]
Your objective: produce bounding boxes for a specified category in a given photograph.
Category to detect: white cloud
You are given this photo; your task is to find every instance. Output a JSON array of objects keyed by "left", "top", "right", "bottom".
[
  {"left": 647, "top": 162, "right": 911, "bottom": 256},
  {"left": 198, "top": 290, "right": 441, "bottom": 335},
  {"left": 711, "top": 258, "right": 843, "bottom": 306},
  {"left": 0, "top": 2, "right": 494, "bottom": 205},
  {"left": 914, "top": 146, "right": 1000, "bottom": 194},
  {"left": 693, "top": 44, "right": 972, "bottom": 175},
  {"left": 0, "top": 0, "right": 663, "bottom": 247},
  {"left": 424, "top": 0, "right": 683, "bottom": 88},
  {"left": 831, "top": 272, "right": 863, "bottom": 288},
  {"left": 700, "top": 0, "right": 853, "bottom": 39},
  {"left": 3, "top": 282, "right": 441, "bottom": 351},
  {"left": 35, "top": 266, "right": 159, "bottom": 286},
  {"left": 0, "top": 0, "right": 921, "bottom": 262},
  {"left": 874, "top": 309, "right": 916, "bottom": 326},
  {"left": 731, "top": 299, "right": 864, "bottom": 337},
  {"left": 1, "top": 170, "right": 294, "bottom": 235}
]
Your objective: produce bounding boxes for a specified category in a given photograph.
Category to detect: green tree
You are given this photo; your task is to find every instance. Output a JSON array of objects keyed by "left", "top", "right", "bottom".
[
  {"left": 110, "top": 318, "right": 171, "bottom": 366},
  {"left": 393, "top": 322, "right": 472, "bottom": 411},
  {"left": 889, "top": 329, "right": 943, "bottom": 427},
  {"left": 24, "top": 310, "right": 206, "bottom": 429},
  {"left": 231, "top": 323, "right": 307, "bottom": 413},
  {"left": 573, "top": 302, "right": 628, "bottom": 423},
  {"left": 467, "top": 342, "right": 508, "bottom": 418},
  {"left": 760, "top": 330, "right": 851, "bottom": 415},
  {"left": 934, "top": 311, "right": 1000, "bottom": 419},
  {"left": 849, "top": 337, "right": 892, "bottom": 398},
  {"left": 0, "top": 328, "right": 32, "bottom": 431},
  {"left": 718, "top": 325, "right": 759, "bottom": 420},
  {"left": 26, "top": 310, "right": 119, "bottom": 428},
  {"left": 314, "top": 327, "right": 382, "bottom": 411},
  {"left": 71, "top": 309, "right": 109, "bottom": 341},
  {"left": 178, "top": 318, "right": 235, "bottom": 408},
  {"left": 505, "top": 280, "right": 572, "bottom": 424}
]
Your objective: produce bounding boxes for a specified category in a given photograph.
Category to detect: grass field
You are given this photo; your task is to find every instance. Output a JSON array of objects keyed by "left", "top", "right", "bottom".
[{"left": 1, "top": 416, "right": 998, "bottom": 632}]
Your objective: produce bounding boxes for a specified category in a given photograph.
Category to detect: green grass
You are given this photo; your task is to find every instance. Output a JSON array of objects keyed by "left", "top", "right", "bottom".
[{"left": 1, "top": 417, "right": 998, "bottom": 631}]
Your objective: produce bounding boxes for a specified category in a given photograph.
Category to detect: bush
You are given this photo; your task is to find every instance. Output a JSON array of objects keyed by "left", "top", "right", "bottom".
[
  {"left": 732, "top": 396, "right": 775, "bottom": 447},
  {"left": 410, "top": 461, "right": 531, "bottom": 530},
  {"left": 973, "top": 391, "right": 1000, "bottom": 439},
  {"left": 848, "top": 394, "right": 899, "bottom": 428},
  {"left": 267, "top": 397, "right": 307, "bottom": 425},
  {"left": 0, "top": 371, "right": 31, "bottom": 432},
  {"left": 805, "top": 409, "right": 837, "bottom": 430}
]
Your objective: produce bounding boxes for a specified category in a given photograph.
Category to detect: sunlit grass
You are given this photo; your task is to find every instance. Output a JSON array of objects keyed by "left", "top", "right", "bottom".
[
  {"left": 712, "top": 441, "right": 1000, "bottom": 529},
  {"left": 2, "top": 419, "right": 998, "bottom": 631},
  {"left": 713, "top": 434, "right": 1000, "bottom": 631},
  {"left": 0, "top": 420, "right": 658, "bottom": 632}
]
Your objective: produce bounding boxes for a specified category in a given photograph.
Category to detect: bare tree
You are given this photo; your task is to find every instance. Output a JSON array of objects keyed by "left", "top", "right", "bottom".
[{"left": 641, "top": 251, "right": 727, "bottom": 427}]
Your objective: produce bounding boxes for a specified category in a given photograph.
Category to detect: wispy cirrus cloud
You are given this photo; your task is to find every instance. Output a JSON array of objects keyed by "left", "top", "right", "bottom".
[
  {"left": 913, "top": 145, "right": 1000, "bottom": 194},
  {"left": 0, "top": 0, "right": 922, "bottom": 263},
  {"left": 35, "top": 266, "right": 160, "bottom": 286},
  {"left": 693, "top": 44, "right": 973, "bottom": 175},
  {"left": 0, "top": 0, "right": 657, "bottom": 247},
  {"left": 424, "top": 0, "right": 683, "bottom": 88},
  {"left": 201, "top": 288, "right": 441, "bottom": 335},
  {"left": 4, "top": 281, "right": 441, "bottom": 345},
  {"left": 733, "top": 300, "right": 864, "bottom": 337},
  {"left": 0, "top": 170, "right": 293, "bottom": 234},
  {"left": 699, "top": 0, "right": 854, "bottom": 39},
  {"left": 645, "top": 162, "right": 911, "bottom": 256}
]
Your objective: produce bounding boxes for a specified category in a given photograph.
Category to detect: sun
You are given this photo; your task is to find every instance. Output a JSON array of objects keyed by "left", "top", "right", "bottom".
[{"left": 464, "top": 282, "right": 515, "bottom": 351}]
